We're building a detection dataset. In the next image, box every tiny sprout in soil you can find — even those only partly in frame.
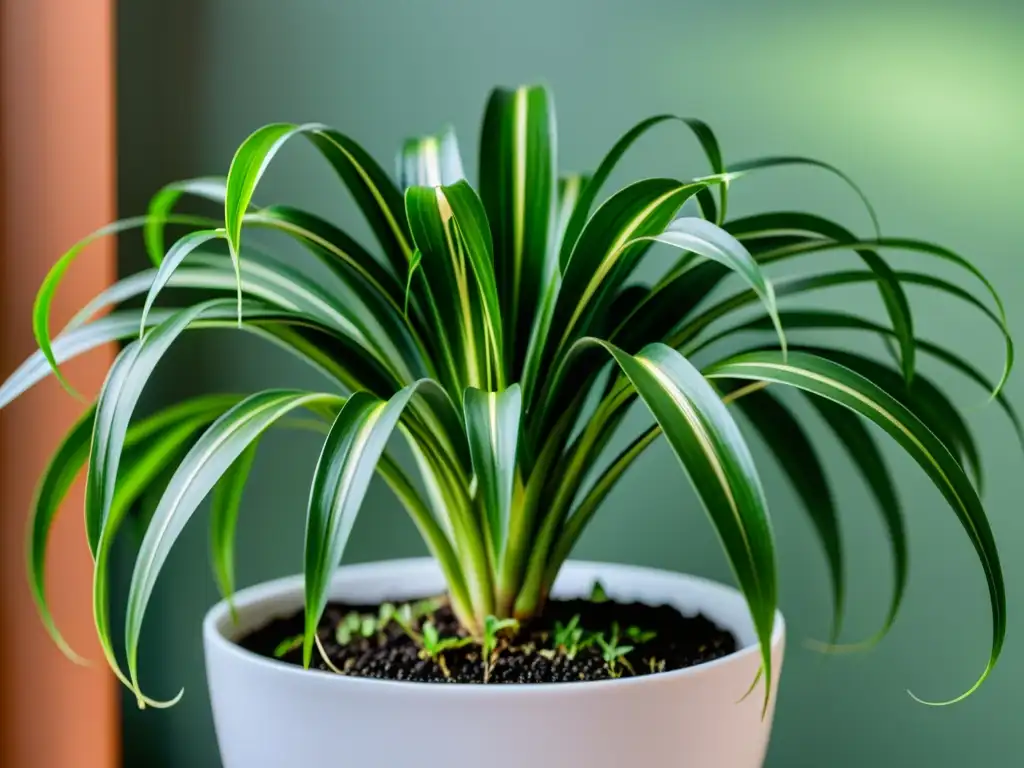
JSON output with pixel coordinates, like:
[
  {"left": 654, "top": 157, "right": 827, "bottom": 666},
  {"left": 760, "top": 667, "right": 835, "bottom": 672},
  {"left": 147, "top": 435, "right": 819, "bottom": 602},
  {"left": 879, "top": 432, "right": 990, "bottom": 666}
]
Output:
[
  {"left": 272, "top": 634, "right": 303, "bottom": 659},
  {"left": 482, "top": 616, "right": 519, "bottom": 683},
  {"left": 420, "top": 621, "right": 474, "bottom": 678},
  {"left": 595, "top": 623, "right": 634, "bottom": 678}
]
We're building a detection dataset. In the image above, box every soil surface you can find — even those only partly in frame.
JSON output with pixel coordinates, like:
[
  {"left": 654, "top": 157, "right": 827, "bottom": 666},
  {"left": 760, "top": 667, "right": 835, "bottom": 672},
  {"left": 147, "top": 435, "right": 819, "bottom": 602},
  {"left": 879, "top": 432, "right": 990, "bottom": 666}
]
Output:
[{"left": 240, "top": 590, "right": 737, "bottom": 684}]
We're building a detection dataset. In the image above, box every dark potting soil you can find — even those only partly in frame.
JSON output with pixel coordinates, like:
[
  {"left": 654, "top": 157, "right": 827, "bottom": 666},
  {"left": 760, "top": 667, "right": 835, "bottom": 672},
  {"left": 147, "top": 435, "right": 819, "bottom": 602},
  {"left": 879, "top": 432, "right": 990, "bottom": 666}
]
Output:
[{"left": 239, "top": 593, "right": 737, "bottom": 685}]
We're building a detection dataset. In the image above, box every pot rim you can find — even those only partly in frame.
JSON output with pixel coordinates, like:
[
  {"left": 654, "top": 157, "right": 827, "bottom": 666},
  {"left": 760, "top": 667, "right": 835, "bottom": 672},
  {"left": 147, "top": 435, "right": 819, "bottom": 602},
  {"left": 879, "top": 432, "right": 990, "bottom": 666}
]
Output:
[{"left": 203, "top": 557, "right": 785, "bottom": 696}]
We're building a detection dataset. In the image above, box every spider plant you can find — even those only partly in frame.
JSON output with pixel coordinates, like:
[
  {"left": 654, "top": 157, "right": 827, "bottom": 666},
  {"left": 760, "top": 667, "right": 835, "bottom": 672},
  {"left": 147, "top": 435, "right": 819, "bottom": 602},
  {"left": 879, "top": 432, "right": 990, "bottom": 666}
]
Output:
[{"left": 2, "top": 84, "right": 1013, "bottom": 714}]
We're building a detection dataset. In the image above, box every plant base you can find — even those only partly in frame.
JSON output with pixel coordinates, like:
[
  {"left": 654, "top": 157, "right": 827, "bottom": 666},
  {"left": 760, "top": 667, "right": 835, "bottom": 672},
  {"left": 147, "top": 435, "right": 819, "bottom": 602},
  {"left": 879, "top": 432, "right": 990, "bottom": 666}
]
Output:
[{"left": 204, "top": 558, "right": 785, "bottom": 768}]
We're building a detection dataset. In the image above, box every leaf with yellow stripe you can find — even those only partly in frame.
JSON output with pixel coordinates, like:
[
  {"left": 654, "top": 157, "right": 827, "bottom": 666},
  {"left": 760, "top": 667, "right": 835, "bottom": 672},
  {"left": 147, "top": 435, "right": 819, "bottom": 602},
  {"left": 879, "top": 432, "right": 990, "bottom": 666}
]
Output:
[
  {"left": 398, "top": 126, "right": 465, "bottom": 189},
  {"left": 302, "top": 380, "right": 477, "bottom": 666},
  {"left": 463, "top": 385, "right": 522, "bottom": 579},
  {"left": 405, "top": 182, "right": 505, "bottom": 392},
  {"left": 705, "top": 349, "right": 1005, "bottom": 705},
  {"left": 589, "top": 340, "right": 778, "bottom": 711},
  {"left": 479, "top": 85, "right": 556, "bottom": 378}
]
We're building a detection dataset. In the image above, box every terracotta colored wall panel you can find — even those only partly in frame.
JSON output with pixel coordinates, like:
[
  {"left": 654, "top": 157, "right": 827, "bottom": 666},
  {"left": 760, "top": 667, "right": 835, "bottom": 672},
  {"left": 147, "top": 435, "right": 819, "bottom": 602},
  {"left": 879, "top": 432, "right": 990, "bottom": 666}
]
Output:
[{"left": 0, "top": 1, "right": 118, "bottom": 766}]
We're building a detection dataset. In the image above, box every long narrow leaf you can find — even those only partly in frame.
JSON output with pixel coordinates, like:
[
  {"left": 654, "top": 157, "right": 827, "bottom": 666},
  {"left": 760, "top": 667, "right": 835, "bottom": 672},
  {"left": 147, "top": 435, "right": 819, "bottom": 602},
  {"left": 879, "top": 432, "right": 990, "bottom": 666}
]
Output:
[
  {"left": 302, "top": 380, "right": 471, "bottom": 665},
  {"left": 733, "top": 388, "right": 844, "bottom": 643},
  {"left": 724, "top": 156, "right": 880, "bottom": 236},
  {"left": 807, "top": 396, "right": 907, "bottom": 645},
  {"left": 478, "top": 85, "right": 556, "bottom": 377},
  {"left": 583, "top": 340, "right": 777, "bottom": 709},
  {"left": 705, "top": 350, "right": 1005, "bottom": 704},
  {"left": 464, "top": 386, "right": 522, "bottom": 576},
  {"left": 405, "top": 182, "right": 504, "bottom": 391},
  {"left": 749, "top": 234, "right": 1012, "bottom": 395},
  {"left": 210, "top": 440, "right": 260, "bottom": 623},
  {"left": 32, "top": 214, "right": 219, "bottom": 395},
  {"left": 144, "top": 177, "right": 230, "bottom": 265},
  {"left": 559, "top": 115, "right": 723, "bottom": 267},
  {"left": 123, "top": 390, "right": 344, "bottom": 703},
  {"left": 224, "top": 123, "right": 413, "bottom": 281},
  {"left": 139, "top": 229, "right": 226, "bottom": 335}
]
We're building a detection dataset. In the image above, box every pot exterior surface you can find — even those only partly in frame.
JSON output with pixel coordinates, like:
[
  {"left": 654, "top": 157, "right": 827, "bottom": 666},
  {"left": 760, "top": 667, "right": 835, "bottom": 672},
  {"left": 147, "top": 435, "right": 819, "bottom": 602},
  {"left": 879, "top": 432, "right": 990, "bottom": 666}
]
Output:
[{"left": 204, "top": 558, "right": 785, "bottom": 768}]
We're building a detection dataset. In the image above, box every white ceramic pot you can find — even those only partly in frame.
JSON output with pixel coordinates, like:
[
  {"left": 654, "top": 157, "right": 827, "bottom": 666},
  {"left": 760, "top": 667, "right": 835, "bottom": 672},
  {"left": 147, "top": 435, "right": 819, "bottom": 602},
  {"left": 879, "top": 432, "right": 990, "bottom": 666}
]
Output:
[{"left": 204, "top": 558, "right": 785, "bottom": 768}]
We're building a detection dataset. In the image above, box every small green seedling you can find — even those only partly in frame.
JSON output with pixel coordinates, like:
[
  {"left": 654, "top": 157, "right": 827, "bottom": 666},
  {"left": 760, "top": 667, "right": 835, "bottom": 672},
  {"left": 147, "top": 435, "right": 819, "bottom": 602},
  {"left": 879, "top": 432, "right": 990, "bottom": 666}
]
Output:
[
  {"left": 646, "top": 657, "right": 667, "bottom": 674},
  {"left": 625, "top": 625, "right": 657, "bottom": 644},
  {"left": 393, "top": 602, "right": 422, "bottom": 643},
  {"left": 589, "top": 580, "right": 609, "bottom": 603},
  {"left": 273, "top": 634, "right": 303, "bottom": 658},
  {"left": 595, "top": 622, "right": 634, "bottom": 678},
  {"left": 360, "top": 615, "right": 376, "bottom": 638},
  {"left": 412, "top": 596, "right": 444, "bottom": 617},
  {"left": 376, "top": 602, "right": 396, "bottom": 632},
  {"left": 552, "top": 614, "right": 593, "bottom": 660},
  {"left": 420, "top": 620, "right": 473, "bottom": 678},
  {"left": 335, "top": 611, "right": 364, "bottom": 646},
  {"left": 482, "top": 615, "right": 519, "bottom": 682}
]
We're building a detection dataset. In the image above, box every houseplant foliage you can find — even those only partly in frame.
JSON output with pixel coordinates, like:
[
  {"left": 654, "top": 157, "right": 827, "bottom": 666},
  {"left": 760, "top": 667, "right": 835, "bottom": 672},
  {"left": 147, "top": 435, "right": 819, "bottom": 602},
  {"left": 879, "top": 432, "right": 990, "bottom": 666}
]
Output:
[{"left": 2, "top": 83, "right": 1014, "bottom": 712}]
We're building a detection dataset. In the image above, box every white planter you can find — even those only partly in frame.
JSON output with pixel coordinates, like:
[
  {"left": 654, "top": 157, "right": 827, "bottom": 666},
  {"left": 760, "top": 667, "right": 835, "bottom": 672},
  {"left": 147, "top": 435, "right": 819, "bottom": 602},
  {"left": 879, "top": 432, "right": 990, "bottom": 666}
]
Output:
[{"left": 204, "top": 558, "right": 785, "bottom": 768}]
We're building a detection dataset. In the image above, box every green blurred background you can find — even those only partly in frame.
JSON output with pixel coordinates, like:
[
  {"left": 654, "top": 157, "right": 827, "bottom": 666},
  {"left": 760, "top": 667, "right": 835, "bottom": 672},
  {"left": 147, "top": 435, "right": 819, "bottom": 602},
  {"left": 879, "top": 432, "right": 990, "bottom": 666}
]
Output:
[{"left": 115, "top": 0, "right": 1023, "bottom": 765}]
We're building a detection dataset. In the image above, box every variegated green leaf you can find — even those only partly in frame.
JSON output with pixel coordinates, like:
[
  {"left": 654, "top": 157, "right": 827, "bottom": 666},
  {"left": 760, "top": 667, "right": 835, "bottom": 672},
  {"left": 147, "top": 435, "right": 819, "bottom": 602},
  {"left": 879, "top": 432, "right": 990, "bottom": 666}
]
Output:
[
  {"left": 705, "top": 349, "right": 1004, "bottom": 704},
  {"left": 806, "top": 396, "right": 907, "bottom": 646},
  {"left": 405, "top": 182, "right": 504, "bottom": 392},
  {"left": 479, "top": 85, "right": 556, "bottom": 377},
  {"left": 732, "top": 387, "right": 844, "bottom": 643},
  {"left": 210, "top": 440, "right": 260, "bottom": 623},
  {"left": 31, "top": 214, "right": 219, "bottom": 396},
  {"left": 463, "top": 386, "right": 522, "bottom": 578},
  {"left": 558, "top": 114, "right": 724, "bottom": 267},
  {"left": 398, "top": 125, "right": 465, "bottom": 189},
  {"left": 224, "top": 123, "right": 413, "bottom": 280},
  {"left": 302, "top": 380, "right": 486, "bottom": 665},
  {"left": 121, "top": 390, "right": 343, "bottom": 704}
]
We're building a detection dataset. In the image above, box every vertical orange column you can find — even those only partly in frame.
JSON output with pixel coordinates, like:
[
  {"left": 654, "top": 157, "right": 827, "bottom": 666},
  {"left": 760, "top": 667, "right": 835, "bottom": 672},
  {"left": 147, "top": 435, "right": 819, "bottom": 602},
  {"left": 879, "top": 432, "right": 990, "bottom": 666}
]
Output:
[{"left": 0, "top": 1, "right": 119, "bottom": 767}]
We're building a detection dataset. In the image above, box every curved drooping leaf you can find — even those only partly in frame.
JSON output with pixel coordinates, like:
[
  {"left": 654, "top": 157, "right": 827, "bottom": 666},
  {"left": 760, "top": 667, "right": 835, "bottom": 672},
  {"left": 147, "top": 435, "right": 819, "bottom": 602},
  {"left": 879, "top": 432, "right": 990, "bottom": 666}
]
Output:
[
  {"left": 119, "top": 390, "right": 343, "bottom": 704},
  {"left": 676, "top": 268, "right": 1004, "bottom": 364},
  {"left": 478, "top": 85, "right": 556, "bottom": 377},
  {"left": 302, "top": 380, "right": 486, "bottom": 665},
  {"left": 806, "top": 396, "right": 907, "bottom": 646},
  {"left": 244, "top": 204, "right": 408, "bottom": 312},
  {"left": 532, "top": 180, "right": 707, "bottom": 424},
  {"left": 725, "top": 212, "right": 914, "bottom": 382},
  {"left": 793, "top": 346, "right": 983, "bottom": 492},
  {"left": 140, "top": 229, "right": 226, "bottom": 334},
  {"left": 463, "top": 385, "right": 522, "bottom": 575},
  {"left": 524, "top": 340, "right": 778, "bottom": 710},
  {"left": 31, "top": 214, "right": 219, "bottom": 395},
  {"left": 27, "top": 394, "right": 243, "bottom": 662},
  {"left": 537, "top": 209, "right": 784, "bottom": 438},
  {"left": 87, "top": 302, "right": 236, "bottom": 557},
  {"left": 724, "top": 156, "right": 881, "bottom": 236},
  {"left": 732, "top": 387, "right": 845, "bottom": 643},
  {"left": 749, "top": 233, "right": 1012, "bottom": 395},
  {"left": 705, "top": 306, "right": 1024, "bottom": 455},
  {"left": 210, "top": 440, "right": 261, "bottom": 623},
  {"left": 27, "top": 407, "right": 96, "bottom": 663},
  {"left": 705, "top": 349, "right": 1004, "bottom": 704},
  {"left": 558, "top": 114, "right": 724, "bottom": 266},
  {"left": 224, "top": 123, "right": 413, "bottom": 280},
  {"left": 144, "top": 177, "right": 230, "bottom": 265},
  {"left": 398, "top": 125, "right": 465, "bottom": 189},
  {"left": 634, "top": 217, "right": 786, "bottom": 355}
]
